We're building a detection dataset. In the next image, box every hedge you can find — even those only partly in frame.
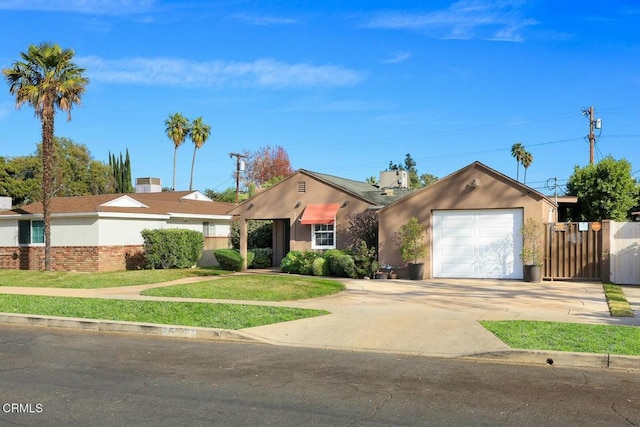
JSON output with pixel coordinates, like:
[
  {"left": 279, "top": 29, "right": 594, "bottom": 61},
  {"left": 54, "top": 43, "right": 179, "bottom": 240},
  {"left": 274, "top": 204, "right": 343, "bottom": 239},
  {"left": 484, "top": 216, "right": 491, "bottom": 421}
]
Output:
[
  {"left": 142, "top": 228, "right": 204, "bottom": 269},
  {"left": 214, "top": 249, "right": 254, "bottom": 272}
]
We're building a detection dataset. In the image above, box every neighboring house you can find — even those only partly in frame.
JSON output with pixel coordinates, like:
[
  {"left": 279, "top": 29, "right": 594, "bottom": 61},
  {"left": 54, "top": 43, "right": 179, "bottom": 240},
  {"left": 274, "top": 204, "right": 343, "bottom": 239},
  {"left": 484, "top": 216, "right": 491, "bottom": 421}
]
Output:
[
  {"left": 378, "top": 161, "right": 557, "bottom": 280},
  {"left": 227, "top": 169, "right": 413, "bottom": 267},
  {"left": 0, "top": 190, "right": 233, "bottom": 272}
]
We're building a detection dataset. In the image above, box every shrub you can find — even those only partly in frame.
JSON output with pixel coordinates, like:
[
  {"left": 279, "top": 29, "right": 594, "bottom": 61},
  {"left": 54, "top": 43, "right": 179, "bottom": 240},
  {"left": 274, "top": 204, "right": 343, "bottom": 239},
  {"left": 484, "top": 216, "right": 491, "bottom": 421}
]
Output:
[
  {"left": 214, "top": 249, "right": 253, "bottom": 272},
  {"left": 249, "top": 248, "right": 273, "bottom": 268},
  {"left": 323, "top": 249, "right": 357, "bottom": 278},
  {"left": 230, "top": 219, "right": 273, "bottom": 249},
  {"left": 352, "top": 241, "right": 378, "bottom": 279},
  {"left": 280, "top": 250, "right": 320, "bottom": 275},
  {"left": 142, "top": 229, "right": 204, "bottom": 269},
  {"left": 312, "top": 257, "right": 330, "bottom": 276}
]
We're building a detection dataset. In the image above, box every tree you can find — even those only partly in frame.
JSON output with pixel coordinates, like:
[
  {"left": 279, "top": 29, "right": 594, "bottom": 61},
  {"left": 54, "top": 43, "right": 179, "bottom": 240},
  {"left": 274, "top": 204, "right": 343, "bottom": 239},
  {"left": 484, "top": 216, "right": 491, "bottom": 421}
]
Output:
[
  {"left": 3, "top": 42, "right": 88, "bottom": 270},
  {"left": 510, "top": 143, "right": 525, "bottom": 181},
  {"left": 346, "top": 210, "right": 378, "bottom": 253},
  {"left": 204, "top": 187, "right": 237, "bottom": 203},
  {"left": 0, "top": 155, "right": 40, "bottom": 206},
  {"left": 365, "top": 176, "right": 379, "bottom": 186},
  {"left": 165, "top": 112, "right": 191, "bottom": 191},
  {"left": 109, "top": 149, "right": 133, "bottom": 193},
  {"left": 388, "top": 153, "right": 437, "bottom": 189},
  {"left": 244, "top": 145, "right": 294, "bottom": 188},
  {"left": 566, "top": 156, "right": 639, "bottom": 221},
  {"left": 188, "top": 117, "right": 211, "bottom": 191},
  {"left": 521, "top": 151, "right": 533, "bottom": 184}
]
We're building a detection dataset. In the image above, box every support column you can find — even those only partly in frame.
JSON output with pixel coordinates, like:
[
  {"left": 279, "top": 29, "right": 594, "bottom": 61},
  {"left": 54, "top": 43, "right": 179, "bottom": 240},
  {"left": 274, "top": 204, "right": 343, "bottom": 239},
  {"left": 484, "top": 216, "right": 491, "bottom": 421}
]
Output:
[{"left": 239, "top": 218, "right": 248, "bottom": 271}]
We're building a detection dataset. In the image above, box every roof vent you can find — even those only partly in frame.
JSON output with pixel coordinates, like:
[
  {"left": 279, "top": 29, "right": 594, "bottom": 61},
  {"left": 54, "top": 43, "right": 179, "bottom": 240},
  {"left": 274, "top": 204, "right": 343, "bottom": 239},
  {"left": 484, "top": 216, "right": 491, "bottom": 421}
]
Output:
[
  {"left": 384, "top": 188, "right": 394, "bottom": 196},
  {"left": 135, "top": 177, "right": 162, "bottom": 193}
]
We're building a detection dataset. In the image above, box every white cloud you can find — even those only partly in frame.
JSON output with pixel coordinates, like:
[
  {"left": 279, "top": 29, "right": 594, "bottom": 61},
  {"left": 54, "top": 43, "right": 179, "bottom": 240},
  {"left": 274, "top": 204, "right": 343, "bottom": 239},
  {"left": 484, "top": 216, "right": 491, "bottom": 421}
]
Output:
[
  {"left": 364, "top": 0, "right": 538, "bottom": 42},
  {"left": 233, "top": 13, "right": 300, "bottom": 26},
  {"left": 382, "top": 51, "right": 411, "bottom": 64},
  {"left": 0, "top": 0, "right": 155, "bottom": 15},
  {"left": 77, "top": 56, "right": 365, "bottom": 89}
]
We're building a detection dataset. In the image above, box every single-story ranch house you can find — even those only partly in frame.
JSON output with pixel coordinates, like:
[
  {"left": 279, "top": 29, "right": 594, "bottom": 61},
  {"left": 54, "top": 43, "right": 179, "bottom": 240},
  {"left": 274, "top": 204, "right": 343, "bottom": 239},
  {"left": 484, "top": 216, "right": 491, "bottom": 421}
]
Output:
[
  {"left": 231, "top": 161, "right": 558, "bottom": 280},
  {"left": 0, "top": 189, "right": 233, "bottom": 271}
]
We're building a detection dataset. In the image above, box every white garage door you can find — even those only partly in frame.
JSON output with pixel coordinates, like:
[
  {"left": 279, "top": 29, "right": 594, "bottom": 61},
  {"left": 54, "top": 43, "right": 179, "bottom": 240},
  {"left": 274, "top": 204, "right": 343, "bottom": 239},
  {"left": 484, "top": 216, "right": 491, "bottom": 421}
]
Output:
[{"left": 433, "top": 209, "right": 523, "bottom": 279}]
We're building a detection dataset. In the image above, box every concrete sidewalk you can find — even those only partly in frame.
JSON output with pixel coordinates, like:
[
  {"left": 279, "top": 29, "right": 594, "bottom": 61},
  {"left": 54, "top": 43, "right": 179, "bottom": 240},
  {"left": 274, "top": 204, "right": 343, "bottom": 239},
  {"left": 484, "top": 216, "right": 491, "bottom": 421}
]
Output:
[{"left": 1, "top": 276, "right": 639, "bottom": 369}]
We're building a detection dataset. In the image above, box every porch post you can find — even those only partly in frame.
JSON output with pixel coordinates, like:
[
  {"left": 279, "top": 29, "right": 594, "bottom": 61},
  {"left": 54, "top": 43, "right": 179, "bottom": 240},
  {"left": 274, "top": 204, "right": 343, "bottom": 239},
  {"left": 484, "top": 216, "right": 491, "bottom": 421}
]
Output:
[{"left": 239, "top": 218, "right": 248, "bottom": 271}]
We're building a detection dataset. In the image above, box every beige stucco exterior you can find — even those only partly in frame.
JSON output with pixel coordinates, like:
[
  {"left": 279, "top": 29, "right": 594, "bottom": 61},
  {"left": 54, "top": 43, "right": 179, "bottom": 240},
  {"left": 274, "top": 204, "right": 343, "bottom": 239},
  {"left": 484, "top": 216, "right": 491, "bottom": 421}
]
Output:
[
  {"left": 378, "top": 162, "right": 557, "bottom": 279},
  {"left": 228, "top": 170, "right": 383, "bottom": 267}
]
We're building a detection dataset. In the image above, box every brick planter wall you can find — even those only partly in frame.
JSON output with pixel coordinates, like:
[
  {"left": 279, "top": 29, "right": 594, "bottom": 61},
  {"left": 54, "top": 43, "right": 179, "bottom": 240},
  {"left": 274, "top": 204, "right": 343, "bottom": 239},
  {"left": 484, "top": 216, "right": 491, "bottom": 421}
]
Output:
[{"left": 0, "top": 245, "right": 144, "bottom": 272}]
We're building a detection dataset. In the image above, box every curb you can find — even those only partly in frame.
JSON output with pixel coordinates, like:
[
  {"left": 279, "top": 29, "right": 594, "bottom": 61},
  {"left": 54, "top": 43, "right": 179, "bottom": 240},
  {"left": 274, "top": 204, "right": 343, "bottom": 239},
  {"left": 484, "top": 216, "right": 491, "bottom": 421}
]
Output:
[
  {"left": 0, "top": 313, "right": 262, "bottom": 344},
  {"left": 465, "top": 349, "right": 640, "bottom": 370}
]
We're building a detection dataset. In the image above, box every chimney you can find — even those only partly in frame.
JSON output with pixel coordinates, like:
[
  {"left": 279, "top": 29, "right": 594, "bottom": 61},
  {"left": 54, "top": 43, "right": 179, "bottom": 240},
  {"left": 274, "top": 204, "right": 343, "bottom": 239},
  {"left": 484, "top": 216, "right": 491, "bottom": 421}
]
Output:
[
  {"left": 0, "top": 197, "right": 11, "bottom": 211},
  {"left": 379, "top": 170, "right": 408, "bottom": 189}
]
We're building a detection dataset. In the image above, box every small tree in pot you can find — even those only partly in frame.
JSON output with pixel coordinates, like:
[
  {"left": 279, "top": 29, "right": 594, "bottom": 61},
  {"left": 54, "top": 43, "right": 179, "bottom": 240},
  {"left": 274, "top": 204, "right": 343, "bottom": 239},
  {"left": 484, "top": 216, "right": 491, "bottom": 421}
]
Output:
[
  {"left": 397, "top": 217, "right": 428, "bottom": 280},
  {"left": 520, "top": 217, "right": 544, "bottom": 282}
]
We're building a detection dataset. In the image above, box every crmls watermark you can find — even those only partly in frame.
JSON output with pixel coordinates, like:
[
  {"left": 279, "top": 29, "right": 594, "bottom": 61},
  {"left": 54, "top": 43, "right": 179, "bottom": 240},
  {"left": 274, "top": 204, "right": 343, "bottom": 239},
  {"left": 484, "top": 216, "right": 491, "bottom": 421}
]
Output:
[{"left": 2, "top": 403, "right": 43, "bottom": 414}]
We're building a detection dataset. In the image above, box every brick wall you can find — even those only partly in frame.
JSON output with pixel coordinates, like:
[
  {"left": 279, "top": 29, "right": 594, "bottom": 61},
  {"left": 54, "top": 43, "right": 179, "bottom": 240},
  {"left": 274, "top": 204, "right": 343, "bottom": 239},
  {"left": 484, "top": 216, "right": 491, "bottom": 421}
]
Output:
[{"left": 0, "top": 245, "right": 144, "bottom": 272}]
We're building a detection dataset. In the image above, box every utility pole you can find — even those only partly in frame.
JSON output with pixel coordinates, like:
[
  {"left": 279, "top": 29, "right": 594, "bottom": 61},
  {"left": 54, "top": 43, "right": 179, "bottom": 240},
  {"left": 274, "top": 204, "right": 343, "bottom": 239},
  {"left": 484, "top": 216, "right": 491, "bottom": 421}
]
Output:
[
  {"left": 581, "top": 106, "right": 601, "bottom": 164},
  {"left": 229, "top": 152, "right": 247, "bottom": 204}
]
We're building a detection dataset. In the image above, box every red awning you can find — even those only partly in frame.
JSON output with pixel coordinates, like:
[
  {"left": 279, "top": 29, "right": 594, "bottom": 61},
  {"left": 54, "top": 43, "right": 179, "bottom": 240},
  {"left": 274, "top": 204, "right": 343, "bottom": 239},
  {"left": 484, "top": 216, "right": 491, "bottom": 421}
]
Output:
[{"left": 300, "top": 203, "right": 340, "bottom": 225}]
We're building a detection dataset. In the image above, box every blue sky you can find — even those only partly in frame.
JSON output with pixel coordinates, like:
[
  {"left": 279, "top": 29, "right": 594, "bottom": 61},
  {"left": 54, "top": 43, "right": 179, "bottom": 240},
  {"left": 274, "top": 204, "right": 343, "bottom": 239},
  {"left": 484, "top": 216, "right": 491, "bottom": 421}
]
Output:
[{"left": 1, "top": 1, "right": 639, "bottom": 194}]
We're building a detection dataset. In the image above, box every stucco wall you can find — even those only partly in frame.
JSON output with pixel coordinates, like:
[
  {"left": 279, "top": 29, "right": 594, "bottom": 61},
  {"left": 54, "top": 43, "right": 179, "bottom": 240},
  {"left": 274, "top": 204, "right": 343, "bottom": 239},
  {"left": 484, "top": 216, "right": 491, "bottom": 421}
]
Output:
[
  {"left": 234, "top": 172, "right": 375, "bottom": 253},
  {"left": 378, "top": 163, "right": 556, "bottom": 278}
]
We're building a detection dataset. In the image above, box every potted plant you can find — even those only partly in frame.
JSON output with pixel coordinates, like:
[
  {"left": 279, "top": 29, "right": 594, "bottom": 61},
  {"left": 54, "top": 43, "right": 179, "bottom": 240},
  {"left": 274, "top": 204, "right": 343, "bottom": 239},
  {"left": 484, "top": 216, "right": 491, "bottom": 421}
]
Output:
[
  {"left": 397, "top": 217, "right": 428, "bottom": 280},
  {"left": 520, "top": 217, "right": 544, "bottom": 282}
]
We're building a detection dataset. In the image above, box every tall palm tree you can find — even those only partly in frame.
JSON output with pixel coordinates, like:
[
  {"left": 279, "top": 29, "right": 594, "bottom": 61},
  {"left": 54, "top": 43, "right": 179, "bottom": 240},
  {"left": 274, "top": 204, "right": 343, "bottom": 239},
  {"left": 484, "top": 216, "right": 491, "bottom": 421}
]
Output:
[
  {"left": 521, "top": 151, "right": 533, "bottom": 184},
  {"left": 510, "top": 142, "right": 525, "bottom": 181},
  {"left": 188, "top": 117, "right": 211, "bottom": 191},
  {"left": 165, "top": 113, "right": 191, "bottom": 191},
  {"left": 3, "top": 43, "right": 88, "bottom": 271}
]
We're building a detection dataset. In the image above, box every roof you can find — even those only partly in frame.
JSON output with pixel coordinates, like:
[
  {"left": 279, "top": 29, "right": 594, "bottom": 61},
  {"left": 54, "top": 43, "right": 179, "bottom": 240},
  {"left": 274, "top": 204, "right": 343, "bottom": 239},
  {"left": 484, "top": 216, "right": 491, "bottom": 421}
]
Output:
[
  {"left": 301, "top": 170, "right": 415, "bottom": 206},
  {"left": 378, "top": 161, "right": 557, "bottom": 213},
  {"left": 0, "top": 191, "right": 234, "bottom": 218}
]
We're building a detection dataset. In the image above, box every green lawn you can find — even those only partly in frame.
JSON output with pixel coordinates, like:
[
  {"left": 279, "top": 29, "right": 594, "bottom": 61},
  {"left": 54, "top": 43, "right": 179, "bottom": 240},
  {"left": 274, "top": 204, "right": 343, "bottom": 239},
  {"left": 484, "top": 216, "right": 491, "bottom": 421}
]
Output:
[
  {"left": 0, "top": 294, "right": 327, "bottom": 329},
  {"left": 141, "top": 275, "right": 345, "bottom": 301},
  {"left": 0, "top": 267, "right": 230, "bottom": 289},
  {"left": 481, "top": 320, "right": 640, "bottom": 356}
]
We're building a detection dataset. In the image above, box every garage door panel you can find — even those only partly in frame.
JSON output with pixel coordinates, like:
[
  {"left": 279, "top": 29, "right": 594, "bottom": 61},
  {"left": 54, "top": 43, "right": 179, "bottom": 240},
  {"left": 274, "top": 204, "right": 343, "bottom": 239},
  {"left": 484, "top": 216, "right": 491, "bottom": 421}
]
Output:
[{"left": 433, "top": 209, "right": 523, "bottom": 279}]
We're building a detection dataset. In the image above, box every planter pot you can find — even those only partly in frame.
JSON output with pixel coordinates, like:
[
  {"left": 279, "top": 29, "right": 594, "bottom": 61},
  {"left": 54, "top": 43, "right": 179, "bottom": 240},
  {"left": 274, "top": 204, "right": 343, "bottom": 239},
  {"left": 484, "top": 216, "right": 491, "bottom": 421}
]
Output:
[
  {"left": 408, "top": 263, "right": 425, "bottom": 280},
  {"left": 374, "top": 272, "right": 388, "bottom": 280},
  {"left": 523, "top": 265, "right": 542, "bottom": 283},
  {"left": 388, "top": 273, "right": 398, "bottom": 280}
]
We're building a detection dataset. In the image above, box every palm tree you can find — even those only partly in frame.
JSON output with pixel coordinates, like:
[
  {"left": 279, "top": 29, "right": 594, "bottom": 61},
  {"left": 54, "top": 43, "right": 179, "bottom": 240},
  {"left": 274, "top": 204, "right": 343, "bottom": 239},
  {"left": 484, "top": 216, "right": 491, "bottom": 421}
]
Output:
[
  {"left": 522, "top": 151, "right": 533, "bottom": 184},
  {"left": 165, "top": 113, "right": 191, "bottom": 191},
  {"left": 510, "top": 142, "right": 525, "bottom": 181},
  {"left": 188, "top": 117, "right": 211, "bottom": 191},
  {"left": 3, "top": 43, "right": 88, "bottom": 271}
]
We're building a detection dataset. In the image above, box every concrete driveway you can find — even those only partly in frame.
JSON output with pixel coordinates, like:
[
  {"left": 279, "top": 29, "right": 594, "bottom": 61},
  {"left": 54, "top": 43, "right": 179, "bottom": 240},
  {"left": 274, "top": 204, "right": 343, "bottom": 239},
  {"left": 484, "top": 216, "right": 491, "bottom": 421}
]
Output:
[
  {"left": 242, "top": 278, "right": 640, "bottom": 357},
  {"left": 1, "top": 275, "right": 638, "bottom": 359}
]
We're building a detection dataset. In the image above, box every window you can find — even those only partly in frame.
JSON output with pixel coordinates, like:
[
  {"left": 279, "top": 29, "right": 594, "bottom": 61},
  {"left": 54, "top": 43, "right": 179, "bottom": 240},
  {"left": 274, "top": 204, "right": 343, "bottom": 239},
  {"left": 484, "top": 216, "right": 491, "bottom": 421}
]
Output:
[
  {"left": 18, "top": 220, "right": 44, "bottom": 244},
  {"left": 311, "top": 223, "right": 335, "bottom": 249},
  {"left": 203, "top": 221, "right": 211, "bottom": 237}
]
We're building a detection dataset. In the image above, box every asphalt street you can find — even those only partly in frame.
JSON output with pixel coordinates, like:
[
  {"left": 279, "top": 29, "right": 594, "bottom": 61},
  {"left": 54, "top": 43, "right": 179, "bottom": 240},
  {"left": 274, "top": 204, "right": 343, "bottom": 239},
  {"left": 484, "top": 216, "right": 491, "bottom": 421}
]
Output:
[{"left": 1, "top": 326, "right": 639, "bottom": 426}]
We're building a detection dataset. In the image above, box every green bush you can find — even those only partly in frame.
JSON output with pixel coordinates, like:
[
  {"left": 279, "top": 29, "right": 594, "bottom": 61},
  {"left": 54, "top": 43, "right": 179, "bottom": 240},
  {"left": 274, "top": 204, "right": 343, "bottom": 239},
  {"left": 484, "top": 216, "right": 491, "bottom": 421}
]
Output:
[
  {"left": 230, "top": 219, "right": 273, "bottom": 249},
  {"left": 352, "top": 241, "right": 378, "bottom": 279},
  {"left": 322, "top": 249, "right": 356, "bottom": 278},
  {"left": 214, "top": 249, "right": 253, "bottom": 272},
  {"left": 249, "top": 248, "right": 273, "bottom": 268},
  {"left": 280, "top": 250, "right": 320, "bottom": 275},
  {"left": 312, "top": 257, "right": 330, "bottom": 276},
  {"left": 142, "top": 229, "right": 204, "bottom": 269}
]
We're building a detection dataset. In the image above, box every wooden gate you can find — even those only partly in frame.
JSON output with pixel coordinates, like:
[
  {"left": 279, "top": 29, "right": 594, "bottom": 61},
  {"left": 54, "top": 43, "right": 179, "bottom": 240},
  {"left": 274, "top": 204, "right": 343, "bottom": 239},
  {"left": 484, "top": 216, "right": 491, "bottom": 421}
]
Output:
[{"left": 544, "top": 222, "right": 602, "bottom": 280}]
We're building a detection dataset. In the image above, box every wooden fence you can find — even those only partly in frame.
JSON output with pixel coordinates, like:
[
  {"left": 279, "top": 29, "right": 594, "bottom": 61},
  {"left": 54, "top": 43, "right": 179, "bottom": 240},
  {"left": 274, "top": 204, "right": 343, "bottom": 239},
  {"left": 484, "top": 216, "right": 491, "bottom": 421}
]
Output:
[
  {"left": 544, "top": 222, "right": 602, "bottom": 281},
  {"left": 543, "top": 221, "right": 640, "bottom": 285}
]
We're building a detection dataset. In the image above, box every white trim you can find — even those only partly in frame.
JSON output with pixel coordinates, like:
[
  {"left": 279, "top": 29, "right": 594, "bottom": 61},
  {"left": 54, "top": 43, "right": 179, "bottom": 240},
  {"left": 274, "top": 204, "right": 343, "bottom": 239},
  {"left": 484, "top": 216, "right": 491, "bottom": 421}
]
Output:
[
  {"left": 100, "top": 195, "right": 149, "bottom": 208},
  {"left": 167, "top": 213, "right": 232, "bottom": 220},
  {"left": 311, "top": 223, "right": 336, "bottom": 250},
  {"left": 179, "top": 191, "right": 213, "bottom": 201}
]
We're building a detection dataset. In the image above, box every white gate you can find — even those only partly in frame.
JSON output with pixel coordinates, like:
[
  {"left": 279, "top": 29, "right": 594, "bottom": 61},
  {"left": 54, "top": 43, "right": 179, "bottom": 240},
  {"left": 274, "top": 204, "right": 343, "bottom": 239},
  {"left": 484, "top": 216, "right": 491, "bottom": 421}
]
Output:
[{"left": 609, "top": 221, "right": 640, "bottom": 285}]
